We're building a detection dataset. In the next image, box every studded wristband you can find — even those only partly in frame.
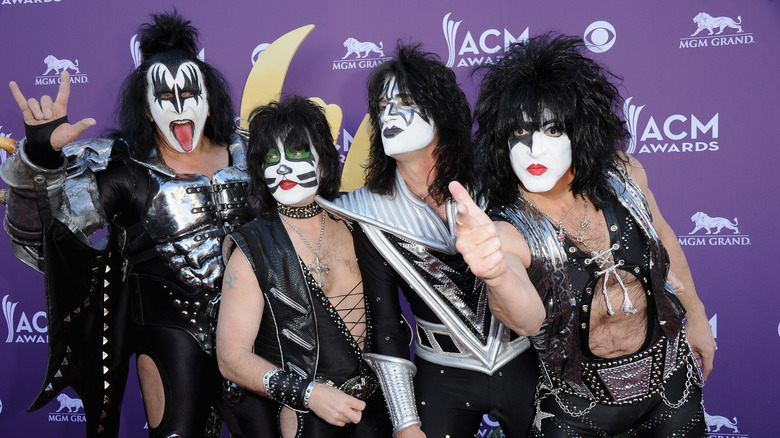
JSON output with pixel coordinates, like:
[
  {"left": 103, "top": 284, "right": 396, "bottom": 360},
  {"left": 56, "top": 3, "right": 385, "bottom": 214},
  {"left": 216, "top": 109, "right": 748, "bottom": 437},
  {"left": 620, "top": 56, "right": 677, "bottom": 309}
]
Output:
[{"left": 262, "top": 368, "right": 312, "bottom": 410}]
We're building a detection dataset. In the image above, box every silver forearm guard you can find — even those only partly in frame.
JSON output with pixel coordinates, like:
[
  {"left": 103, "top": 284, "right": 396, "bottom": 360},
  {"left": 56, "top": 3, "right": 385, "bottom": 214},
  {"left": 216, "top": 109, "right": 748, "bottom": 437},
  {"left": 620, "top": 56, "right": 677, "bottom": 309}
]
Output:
[
  {"left": 0, "top": 138, "right": 111, "bottom": 271},
  {"left": 0, "top": 139, "right": 66, "bottom": 270},
  {"left": 363, "top": 353, "right": 421, "bottom": 436}
]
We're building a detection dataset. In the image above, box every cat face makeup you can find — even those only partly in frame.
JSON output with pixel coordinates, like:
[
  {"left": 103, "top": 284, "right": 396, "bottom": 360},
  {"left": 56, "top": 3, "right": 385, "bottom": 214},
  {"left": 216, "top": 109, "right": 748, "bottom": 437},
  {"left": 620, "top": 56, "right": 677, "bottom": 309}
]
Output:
[{"left": 263, "top": 138, "right": 320, "bottom": 206}]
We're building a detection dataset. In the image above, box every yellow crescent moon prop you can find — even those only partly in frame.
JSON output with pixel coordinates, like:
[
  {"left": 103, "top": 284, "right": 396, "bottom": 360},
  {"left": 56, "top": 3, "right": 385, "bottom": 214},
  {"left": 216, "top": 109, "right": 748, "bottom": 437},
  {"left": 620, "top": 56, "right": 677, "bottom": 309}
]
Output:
[
  {"left": 240, "top": 24, "right": 315, "bottom": 127},
  {"left": 340, "top": 114, "right": 372, "bottom": 192},
  {"left": 239, "top": 24, "right": 363, "bottom": 191}
]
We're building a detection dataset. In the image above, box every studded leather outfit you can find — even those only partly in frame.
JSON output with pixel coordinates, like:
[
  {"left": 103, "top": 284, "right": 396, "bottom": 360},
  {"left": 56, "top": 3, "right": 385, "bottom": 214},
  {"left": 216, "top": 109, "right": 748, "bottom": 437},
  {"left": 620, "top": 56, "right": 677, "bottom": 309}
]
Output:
[
  {"left": 220, "top": 215, "right": 391, "bottom": 437},
  {"left": 493, "top": 167, "right": 706, "bottom": 436},
  {"left": 1, "top": 132, "right": 253, "bottom": 437}
]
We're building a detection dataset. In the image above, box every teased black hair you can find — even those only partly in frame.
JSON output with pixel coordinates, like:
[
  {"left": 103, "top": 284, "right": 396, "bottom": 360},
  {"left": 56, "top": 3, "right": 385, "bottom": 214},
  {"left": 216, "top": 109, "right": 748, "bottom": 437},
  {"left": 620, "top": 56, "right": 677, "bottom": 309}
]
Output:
[
  {"left": 472, "top": 32, "right": 629, "bottom": 210},
  {"left": 246, "top": 96, "right": 340, "bottom": 215},
  {"left": 364, "top": 41, "right": 473, "bottom": 203},
  {"left": 110, "top": 9, "right": 235, "bottom": 157}
]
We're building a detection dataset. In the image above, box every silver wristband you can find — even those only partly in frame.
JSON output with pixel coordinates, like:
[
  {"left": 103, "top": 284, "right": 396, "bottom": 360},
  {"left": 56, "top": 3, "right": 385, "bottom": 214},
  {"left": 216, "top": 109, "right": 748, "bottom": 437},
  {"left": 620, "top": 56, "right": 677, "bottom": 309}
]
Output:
[
  {"left": 303, "top": 381, "right": 317, "bottom": 408},
  {"left": 363, "top": 353, "right": 421, "bottom": 436}
]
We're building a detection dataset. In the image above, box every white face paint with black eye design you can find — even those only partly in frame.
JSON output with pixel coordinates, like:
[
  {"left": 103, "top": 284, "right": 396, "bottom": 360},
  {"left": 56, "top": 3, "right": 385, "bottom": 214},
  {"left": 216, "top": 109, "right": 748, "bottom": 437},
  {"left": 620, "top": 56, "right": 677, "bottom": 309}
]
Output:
[
  {"left": 508, "top": 112, "right": 572, "bottom": 193},
  {"left": 263, "top": 138, "right": 321, "bottom": 206},
  {"left": 147, "top": 61, "right": 209, "bottom": 154},
  {"left": 378, "top": 75, "right": 436, "bottom": 157}
]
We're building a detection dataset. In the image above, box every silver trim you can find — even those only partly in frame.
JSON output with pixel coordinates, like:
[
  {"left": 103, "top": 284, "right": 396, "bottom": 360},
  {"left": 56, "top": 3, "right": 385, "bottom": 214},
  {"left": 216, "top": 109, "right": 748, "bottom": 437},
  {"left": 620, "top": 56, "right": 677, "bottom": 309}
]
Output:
[
  {"left": 363, "top": 353, "right": 421, "bottom": 436},
  {"left": 318, "top": 171, "right": 457, "bottom": 254},
  {"left": 413, "top": 317, "right": 530, "bottom": 373}
]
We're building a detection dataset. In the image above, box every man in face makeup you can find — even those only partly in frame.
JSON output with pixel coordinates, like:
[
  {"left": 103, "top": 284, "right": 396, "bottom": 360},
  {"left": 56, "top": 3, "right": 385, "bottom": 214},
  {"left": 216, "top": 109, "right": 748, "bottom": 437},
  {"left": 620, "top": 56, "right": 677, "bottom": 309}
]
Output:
[
  {"left": 216, "top": 96, "right": 391, "bottom": 438},
  {"left": 2, "top": 11, "right": 252, "bottom": 437},
  {"left": 452, "top": 32, "right": 716, "bottom": 437},
  {"left": 318, "top": 43, "right": 540, "bottom": 438}
]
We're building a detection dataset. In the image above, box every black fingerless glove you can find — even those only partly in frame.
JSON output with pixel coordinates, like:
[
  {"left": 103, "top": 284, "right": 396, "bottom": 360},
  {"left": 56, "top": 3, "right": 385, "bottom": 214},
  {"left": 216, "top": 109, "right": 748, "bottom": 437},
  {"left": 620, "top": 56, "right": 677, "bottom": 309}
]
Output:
[{"left": 24, "top": 116, "right": 68, "bottom": 169}]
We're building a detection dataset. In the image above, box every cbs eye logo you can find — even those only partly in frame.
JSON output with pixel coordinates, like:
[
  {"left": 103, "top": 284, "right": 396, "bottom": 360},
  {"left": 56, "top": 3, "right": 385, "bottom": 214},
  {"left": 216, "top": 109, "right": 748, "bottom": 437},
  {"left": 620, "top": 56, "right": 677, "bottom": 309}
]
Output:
[{"left": 584, "top": 21, "right": 617, "bottom": 53}]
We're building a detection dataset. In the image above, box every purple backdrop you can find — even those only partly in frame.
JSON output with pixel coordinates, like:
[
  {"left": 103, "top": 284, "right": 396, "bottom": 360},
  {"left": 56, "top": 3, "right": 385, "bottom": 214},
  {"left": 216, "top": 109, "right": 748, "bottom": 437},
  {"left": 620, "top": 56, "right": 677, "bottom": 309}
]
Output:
[{"left": 0, "top": 1, "right": 778, "bottom": 437}]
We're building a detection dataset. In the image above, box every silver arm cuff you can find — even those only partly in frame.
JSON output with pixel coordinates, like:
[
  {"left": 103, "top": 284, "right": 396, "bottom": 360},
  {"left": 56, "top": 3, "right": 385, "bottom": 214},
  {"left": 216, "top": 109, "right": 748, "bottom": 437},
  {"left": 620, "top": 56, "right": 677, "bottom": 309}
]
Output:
[
  {"left": 363, "top": 353, "right": 421, "bottom": 436},
  {"left": 0, "top": 138, "right": 66, "bottom": 270}
]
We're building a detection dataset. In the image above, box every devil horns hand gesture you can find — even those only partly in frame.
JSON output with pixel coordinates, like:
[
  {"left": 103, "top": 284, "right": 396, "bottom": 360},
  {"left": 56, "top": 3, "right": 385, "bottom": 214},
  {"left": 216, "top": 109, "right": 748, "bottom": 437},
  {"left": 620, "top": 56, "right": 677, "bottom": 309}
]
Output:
[{"left": 9, "top": 71, "right": 96, "bottom": 151}]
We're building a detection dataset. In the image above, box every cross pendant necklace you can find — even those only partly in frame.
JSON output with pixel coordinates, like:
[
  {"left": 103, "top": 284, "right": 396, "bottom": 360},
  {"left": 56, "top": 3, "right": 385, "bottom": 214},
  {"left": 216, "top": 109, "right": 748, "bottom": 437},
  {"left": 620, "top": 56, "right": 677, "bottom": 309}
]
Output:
[
  {"left": 280, "top": 212, "right": 330, "bottom": 288},
  {"left": 306, "top": 251, "right": 330, "bottom": 288}
]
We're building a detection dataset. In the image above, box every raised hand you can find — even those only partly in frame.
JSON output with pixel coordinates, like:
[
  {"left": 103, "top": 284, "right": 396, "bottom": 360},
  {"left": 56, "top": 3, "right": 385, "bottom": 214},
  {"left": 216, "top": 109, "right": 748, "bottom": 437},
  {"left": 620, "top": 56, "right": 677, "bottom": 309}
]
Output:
[
  {"left": 9, "top": 71, "right": 96, "bottom": 151},
  {"left": 449, "top": 180, "right": 506, "bottom": 282}
]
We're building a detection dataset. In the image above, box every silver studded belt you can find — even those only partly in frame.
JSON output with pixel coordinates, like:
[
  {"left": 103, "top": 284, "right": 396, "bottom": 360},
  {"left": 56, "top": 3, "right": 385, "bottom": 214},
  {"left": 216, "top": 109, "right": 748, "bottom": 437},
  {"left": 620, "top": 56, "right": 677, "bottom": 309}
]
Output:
[{"left": 573, "top": 331, "right": 686, "bottom": 405}]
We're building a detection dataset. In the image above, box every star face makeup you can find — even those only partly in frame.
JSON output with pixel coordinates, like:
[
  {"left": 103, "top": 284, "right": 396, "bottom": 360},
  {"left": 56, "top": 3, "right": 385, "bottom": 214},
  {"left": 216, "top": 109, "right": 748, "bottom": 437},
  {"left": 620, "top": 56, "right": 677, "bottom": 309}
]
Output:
[
  {"left": 378, "top": 75, "right": 435, "bottom": 157},
  {"left": 508, "top": 114, "right": 572, "bottom": 194}
]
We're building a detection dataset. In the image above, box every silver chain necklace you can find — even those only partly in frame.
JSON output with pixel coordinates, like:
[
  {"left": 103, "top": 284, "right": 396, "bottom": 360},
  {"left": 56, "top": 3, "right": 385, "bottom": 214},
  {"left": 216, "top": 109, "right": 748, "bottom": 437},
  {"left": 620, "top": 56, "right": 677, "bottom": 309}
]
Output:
[
  {"left": 522, "top": 192, "right": 636, "bottom": 315},
  {"left": 280, "top": 212, "right": 330, "bottom": 288}
]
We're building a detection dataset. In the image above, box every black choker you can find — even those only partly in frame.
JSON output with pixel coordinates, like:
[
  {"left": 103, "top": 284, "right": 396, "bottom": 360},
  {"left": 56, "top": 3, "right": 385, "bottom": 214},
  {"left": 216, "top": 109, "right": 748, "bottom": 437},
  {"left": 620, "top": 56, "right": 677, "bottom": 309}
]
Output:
[{"left": 276, "top": 201, "right": 323, "bottom": 219}]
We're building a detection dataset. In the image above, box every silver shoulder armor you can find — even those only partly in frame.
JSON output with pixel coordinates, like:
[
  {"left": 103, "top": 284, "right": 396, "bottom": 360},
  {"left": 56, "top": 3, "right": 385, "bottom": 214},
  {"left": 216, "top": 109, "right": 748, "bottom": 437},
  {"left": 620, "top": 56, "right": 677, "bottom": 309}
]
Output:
[
  {"left": 0, "top": 138, "right": 111, "bottom": 270},
  {"left": 61, "top": 139, "right": 112, "bottom": 238},
  {"left": 363, "top": 353, "right": 421, "bottom": 436},
  {"left": 317, "top": 175, "right": 458, "bottom": 254}
]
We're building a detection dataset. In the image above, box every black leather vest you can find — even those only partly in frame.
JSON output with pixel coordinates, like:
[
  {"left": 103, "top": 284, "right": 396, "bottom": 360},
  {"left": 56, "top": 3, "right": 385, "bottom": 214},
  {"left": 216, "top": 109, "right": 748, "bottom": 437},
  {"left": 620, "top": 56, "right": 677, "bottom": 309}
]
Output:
[{"left": 227, "top": 215, "right": 319, "bottom": 379}]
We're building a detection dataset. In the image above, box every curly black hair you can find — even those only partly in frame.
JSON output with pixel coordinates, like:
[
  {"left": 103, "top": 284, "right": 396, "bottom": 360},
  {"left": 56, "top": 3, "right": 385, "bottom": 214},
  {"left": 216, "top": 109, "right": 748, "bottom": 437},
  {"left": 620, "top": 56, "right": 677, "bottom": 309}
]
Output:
[
  {"left": 472, "top": 32, "right": 629, "bottom": 210},
  {"left": 246, "top": 96, "right": 340, "bottom": 215},
  {"left": 110, "top": 10, "right": 235, "bottom": 158},
  {"left": 364, "top": 42, "right": 473, "bottom": 203}
]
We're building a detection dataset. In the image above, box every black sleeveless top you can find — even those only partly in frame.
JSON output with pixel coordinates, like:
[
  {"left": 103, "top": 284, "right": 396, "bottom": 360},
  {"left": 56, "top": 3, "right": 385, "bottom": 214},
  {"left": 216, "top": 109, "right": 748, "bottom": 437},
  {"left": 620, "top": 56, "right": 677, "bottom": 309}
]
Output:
[{"left": 558, "top": 197, "right": 660, "bottom": 361}]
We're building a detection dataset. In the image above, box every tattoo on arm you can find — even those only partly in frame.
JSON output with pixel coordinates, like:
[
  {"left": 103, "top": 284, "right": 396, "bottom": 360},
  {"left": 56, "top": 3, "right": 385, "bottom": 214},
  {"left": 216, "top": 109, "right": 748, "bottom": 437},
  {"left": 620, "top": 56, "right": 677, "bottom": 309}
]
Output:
[{"left": 225, "top": 273, "right": 238, "bottom": 290}]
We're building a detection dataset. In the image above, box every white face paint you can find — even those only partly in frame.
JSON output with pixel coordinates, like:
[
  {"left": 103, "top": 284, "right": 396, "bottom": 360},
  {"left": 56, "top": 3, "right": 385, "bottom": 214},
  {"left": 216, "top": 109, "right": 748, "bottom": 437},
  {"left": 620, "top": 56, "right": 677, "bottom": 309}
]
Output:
[
  {"left": 263, "top": 138, "right": 321, "bottom": 206},
  {"left": 146, "top": 61, "right": 209, "bottom": 154},
  {"left": 508, "top": 113, "right": 572, "bottom": 193},
  {"left": 378, "top": 76, "right": 436, "bottom": 157}
]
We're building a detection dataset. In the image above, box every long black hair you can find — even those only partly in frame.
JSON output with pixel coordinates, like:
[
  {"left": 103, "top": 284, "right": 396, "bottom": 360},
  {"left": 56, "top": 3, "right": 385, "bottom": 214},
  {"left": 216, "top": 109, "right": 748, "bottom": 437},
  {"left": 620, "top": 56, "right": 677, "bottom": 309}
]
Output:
[
  {"left": 246, "top": 96, "right": 341, "bottom": 215},
  {"left": 364, "top": 42, "right": 473, "bottom": 203},
  {"left": 473, "top": 32, "right": 629, "bottom": 210},
  {"left": 111, "top": 10, "right": 235, "bottom": 157}
]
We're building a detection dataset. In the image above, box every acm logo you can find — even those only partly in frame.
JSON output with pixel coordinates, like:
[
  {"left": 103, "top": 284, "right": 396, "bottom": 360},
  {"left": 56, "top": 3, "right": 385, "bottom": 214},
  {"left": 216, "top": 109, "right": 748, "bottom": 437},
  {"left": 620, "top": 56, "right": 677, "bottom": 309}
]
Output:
[
  {"left": 442, "top": 12, "right": 529, "bottom": 68},
  {"left": 623, "top": 97, "right": 719, "bottom": 155},
  {"left": 3, "top": 295, "right": 48, "bottom": 344}
]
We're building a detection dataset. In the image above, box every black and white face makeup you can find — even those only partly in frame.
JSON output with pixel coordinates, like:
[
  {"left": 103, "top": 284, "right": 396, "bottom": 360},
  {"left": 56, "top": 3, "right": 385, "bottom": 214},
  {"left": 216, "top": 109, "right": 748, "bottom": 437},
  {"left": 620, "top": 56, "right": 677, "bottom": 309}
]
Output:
[
  {"left": 378, "top": 75, "right": 436, "bottom": 157},
  {"left": 146, "top": 61, "right": 209, "bottom": 154},
  {"left": 508, "top": 110, "right": 572, "bottom": 193},
  {"left": 263, "top": 138, "right": 320, "bottom": 206}
]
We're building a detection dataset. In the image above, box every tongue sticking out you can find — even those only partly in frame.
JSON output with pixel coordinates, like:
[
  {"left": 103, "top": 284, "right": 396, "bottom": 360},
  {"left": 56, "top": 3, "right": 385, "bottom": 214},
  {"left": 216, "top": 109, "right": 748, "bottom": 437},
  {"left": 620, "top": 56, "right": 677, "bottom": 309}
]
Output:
[{"left": 172, "top": 122, "right": 194, "bottom": 152}]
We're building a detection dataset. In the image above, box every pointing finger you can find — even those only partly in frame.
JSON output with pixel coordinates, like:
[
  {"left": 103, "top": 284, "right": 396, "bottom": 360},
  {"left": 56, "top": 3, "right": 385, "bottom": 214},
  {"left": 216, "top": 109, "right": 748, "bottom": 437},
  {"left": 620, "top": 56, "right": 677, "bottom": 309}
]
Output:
[{"left": 449, "top": 181, "right": 490, "bottom": 232}]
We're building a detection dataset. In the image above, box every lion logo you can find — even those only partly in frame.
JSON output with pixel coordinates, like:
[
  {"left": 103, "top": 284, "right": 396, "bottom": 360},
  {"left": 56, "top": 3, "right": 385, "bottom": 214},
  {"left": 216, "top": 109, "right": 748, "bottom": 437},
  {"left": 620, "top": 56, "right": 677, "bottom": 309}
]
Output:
[
  {"left": 42, "top": 55, "right": 81, "bottom": 76},
  {"left": 342, "top": 38, "right": 384, "bottom": 59},
  {"left": 55, "top": 393, "right": 84, "bottom": 413},
  {"left": 690, "top": 211, "right": 739, "bottom": 235},
  {"left": 705, "top": 411, "right": 739, "bottom": 433},
  {"left": 691, "top": 12, "right": 743, "bottom": 36}
]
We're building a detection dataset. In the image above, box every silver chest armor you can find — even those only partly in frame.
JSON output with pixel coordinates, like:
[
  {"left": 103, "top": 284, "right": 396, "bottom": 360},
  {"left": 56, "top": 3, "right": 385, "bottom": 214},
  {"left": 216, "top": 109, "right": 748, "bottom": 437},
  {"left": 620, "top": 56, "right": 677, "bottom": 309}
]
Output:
[
  {"left": 317, "top": 171, "right": 530, "bottom": 375},
  {"left": 138, "top": 142, "right": 253, "bottom": 290}
]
